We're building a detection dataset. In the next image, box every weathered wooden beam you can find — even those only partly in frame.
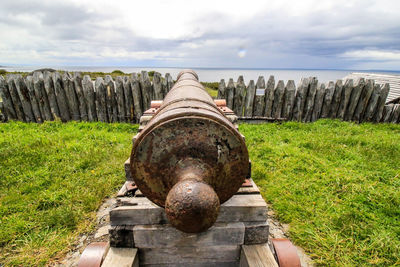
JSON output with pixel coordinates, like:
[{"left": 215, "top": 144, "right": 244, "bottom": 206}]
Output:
[
  {"left": 53, "top": 72, "right": 71, "bottom": 122},
  {"left": 152, "top": 72, "right": 163, "bottom": 100},
  {"left": 244, "top": 80, "right": 256, "bottom": 117},
  {"left": 122, "top": 77, "right": 134, "bottom": 123},
  {"left": 140, "top": 71, "right": 152, "bottom": 111},
  {"left": 240, "top": 244, "right": 278, "bottom": 267},
  {"left": 217, "top": 79, "right": 226, "bottom": 99},
  {"left": 25, "top": 76, "right": 42, "bottom": 123},
  {"left": 43, "top": 71, "right": 61, "bottom": 120},
  {"left": 363, "top": 83, "right": 380, "bottom": 122},
  {"left": 62, "top": 72, "right": 81, "bottom": 121},
  {"left": 6, "top": 75, "right": 26, "bottom": 121},
  {"left": 321, "top": 81, "right": 335, "bottom": 119},
  {"left": 282, "top": 80, "right": 296, "bottom": 120},
  {"left": 311, "top": 83, "right": 325, "bottom": 122},
  {"left": 165, "top": 73, "right": 174, "bottom": 93},
  {"left": 264, "top": 75, "right": 275, "bottom": 117},
  {"left": 82, "top": 75, "right": 97, "bottom": 122},
  {"left": 73, "top": 72, "right": 88, "bottom": 121},
  {"left": 102, "top": 247, "right": 139, "bottom": 267},
  {"left": 14, "top": 75, "right": 35, "bottom": 122},
  {"left": 115, "top": 76, "right": 127, "bottom": 122},
  {"left": 354, "top": 79, "right": 374, "bottom": 122},
  {"left": 373, "top": 83, "right": 390, "bottom": 122},
  {"left": 0, "top": 75, "right": 17, "bottom": 120},
  {"left": 95, "top": 77, "right": 108, "bottom": 122},
  {"left": 253, "top": 76, "right": 265, "bottom": 117},
  {"left": 271, "top": 80, "right": 285, "bottom": 119},
  {"left": 33, "top": 72, "right": 52, "bottom": 121}
]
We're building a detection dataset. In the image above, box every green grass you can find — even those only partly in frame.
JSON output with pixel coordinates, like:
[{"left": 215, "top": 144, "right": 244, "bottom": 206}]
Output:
[
  {"left": 240, "top": 120, "right": 400, "bottom": 266},
  {"left": 0, "top": 120, "right": 399, "bottom": 266},
  {"left": 0, "top": 121, "right": 138, "bottom": 266}
]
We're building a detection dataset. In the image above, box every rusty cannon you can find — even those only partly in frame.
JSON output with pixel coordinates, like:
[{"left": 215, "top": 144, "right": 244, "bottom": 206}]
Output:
[{"left": 129, "top": 70, "right": 249, "bottom": 233}]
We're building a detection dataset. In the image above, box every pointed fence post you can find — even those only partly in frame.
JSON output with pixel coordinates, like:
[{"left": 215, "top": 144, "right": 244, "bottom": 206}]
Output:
[
  {"left": 0, "top": 75, "right": 17, "bottom": 120},
  {"left": 282, "top": 80, "right": 296, "bottom": 120},
  {"left": 253, "top": 76, "right": 265, "bottom": 117},
  {"left": 53, "top": 72, "right": 70, "bottom": 122},
  {"left": 43, "top": 71, "right": 61, "bottom": 120},
  {"left": 95, "top": 77, "right": 108, "bottom": 122},
  {"left": 329, "top": 80, "right": 343, "bottom": 118},
  {"left": 244, "top": 80, "right": 256, "bottom": 117},
  {"left": 82, "top": 75, "right": 97, "bottom": 122},
  {"left": 264, "top": 76, "right": 275, "bottom": 117},
  {"left": 321, "top": 81, "right": 335, "bottom": 119},
  {"left": 26, "top": 76, "right": 42, "bottom": 123},
  {"left": 272, "top": 80, "right": 285, "bottom": 119}
]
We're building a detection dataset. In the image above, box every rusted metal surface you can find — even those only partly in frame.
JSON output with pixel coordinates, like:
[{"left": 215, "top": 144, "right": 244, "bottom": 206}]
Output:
[
  {"left": 130, "top": 69, "right": 249, "bottom": 233},
  {"left": 271, "top": 238, "right": 301, "bottom": 267},
  {"left": 77, "top": 242, "right": 109, "bottom": 267}
]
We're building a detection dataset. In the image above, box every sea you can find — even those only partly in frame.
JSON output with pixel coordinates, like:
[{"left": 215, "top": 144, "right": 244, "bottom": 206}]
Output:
[{"left": 3, "top": 66, "right": 400, "bottom": 83}]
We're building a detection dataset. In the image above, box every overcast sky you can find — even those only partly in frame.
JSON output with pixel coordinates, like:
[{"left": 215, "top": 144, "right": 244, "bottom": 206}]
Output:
[{"left": 1, "top": 0, "right": 399, "bottom": 70}]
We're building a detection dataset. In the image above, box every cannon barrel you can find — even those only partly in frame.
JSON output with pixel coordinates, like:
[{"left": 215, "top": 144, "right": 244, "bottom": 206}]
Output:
[{"left": 130, "top": 70, "right": 249, "bottom": 233}]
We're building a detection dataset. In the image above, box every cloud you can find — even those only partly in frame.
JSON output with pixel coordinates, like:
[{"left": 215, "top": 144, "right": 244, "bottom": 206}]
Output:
[{"left": 0, "top": 0, "right": 399, "bottom": 70}]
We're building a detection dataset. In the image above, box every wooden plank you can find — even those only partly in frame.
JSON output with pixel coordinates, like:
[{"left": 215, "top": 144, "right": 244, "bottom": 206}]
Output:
[
  {"left": 82, "top": 75, "right": 97, "bottom": 121},
  {"left": 253, "top": 76, "right": 266, "bottom": 117},
  {"left": 264, "top": 76, "right": 275, "bottom": 117},
  {"left": 234, "top": 76, "right": 246, "bottom": 117},
  {"left": 73, "top": 72, "right": 88, "bottom": 121},
  {"left": 244, "top": 80, "right": 256, "bottom": 117},
  {"left": 25, "top": 76, "right": 42, "bottom": 123},
  {"left": 217, "top": 79, "right": 226, "bottom": 99},
  {"left": 291, "top": 78, "right": 309, "bottom": 122},
  {"left": 95, "top": 77, "right": 108, "bottom": 122},
  {"left": 321, "top": 81, "right": 335, "bottom": 118},
  {"left": 62, "top": 72, "right": 81, "bottom": 121},
  {"left": 0, "top": 75, "right": 17, "bottom": 120},
  {"left": 152, "top": 72, "right": 163, "bottom": 100},
  {"left": 33, "top": 72, "right": 52, "bottom": 121},
  {"left": 6, "top": 75, "right": 25, "bottom": 121},
  {"left": 123, "top": 77, "right": 134, "bottom": 123},
  {"left": 104, "top": 75, "right": 118, "bottom": 122},
  {"left": 303, "top": 77, "right": 317, "bottom": 122},
  {"left": 244, "top": 221, "right": 269, "bottom": 245},
  {"left": 226, "top": 78, "right": 235, "bottom": 110},
  {"left": 102, "top": 247, "right": 139, "bottom": 267},
  {"left": 110, "top": 194, "right": 267, "bottom": 226},
  {"left": 354, "top": 79, "right": 374, "bottom": 122},
  {"left": 53, "top": 72, "right": 71, "bottom": 122},
  {"left": 240, "top": 244, "right": 278, "bottom": 267},
  {"left": 115, "top": 76, "right": 127, "bottom": 122},
  {"left": 139, "top": 246, "right": 240, "bottom": 265},
  {"left": 271, "top": 80, "right": 285, "bottom": 119},
  {"left": 43, "top": 71, "right": 61, "bottom": 120},
  {"left": 133, "top": 222, "right": 244, "bottom": 248},
  {"left": 282, "top": 80, "right": 296, "bottom": 120},
  {"left": 337, "top": 79, "right": 353, "bottom": 120},
  {"left": 130, "top": 73, "right": 143, "bottom": 123},
  {"left": 311, "top": 83, "right": 325, "bottom": 122},
  {"left": 373, "top": 83, "right": 390, "bottom": 122},
  {"left": 345, "top": 78, "right": 365, "bottom": 121},
  {"left": 140, "top": 71, "right": 152, "bottom": 111}
]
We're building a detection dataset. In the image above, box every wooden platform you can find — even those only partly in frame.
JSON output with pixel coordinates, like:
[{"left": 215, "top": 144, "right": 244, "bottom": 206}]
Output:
[{"left": 344, "top": 72, "right": 400, "bottom": 104}]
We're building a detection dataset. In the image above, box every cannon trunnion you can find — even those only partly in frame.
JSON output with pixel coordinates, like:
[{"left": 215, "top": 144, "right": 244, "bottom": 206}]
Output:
[{"left": 130, "top": 70, "right": 249, "bottom": 233}]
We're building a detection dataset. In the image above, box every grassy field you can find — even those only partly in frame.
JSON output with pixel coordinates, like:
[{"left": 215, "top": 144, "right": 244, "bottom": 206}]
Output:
[{"left": 0, "top": 120, "right": 399, "bottom": 266}]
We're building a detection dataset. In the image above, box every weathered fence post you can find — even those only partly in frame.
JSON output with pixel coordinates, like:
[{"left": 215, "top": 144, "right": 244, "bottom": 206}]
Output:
[
  {"left": 53, "top": 72, "right": 70, "bottom": 122},
  {"left": 33, "top": 72, "right": 52, "bottom": 121},
  {"left": 104, "top": 75, "right": 118, "bottom": 122},
  {"left": 140, "top": 71, "right": 152, "bottom": 111},
  {"left": 303, "top": 77, "right": 317, "bottom": 122},
  {"left": 82, "top": 75, "right": 97, "bottom": 122},
  {"left": 353, "top": 79, "right": 374, "bottom": 122},
  {"left": 165, "top": 73, "right": 174, "bottom": 93},
  {"left": 329, "top": 80, "right": 343, "bottom": 118},
  {"left": 0, "top": 75, "right": 17, "bottom": 120},
  {"left": 95, "top": 77, "right": 107, "bottom": 122},
  {"left": 244, "top": 80, "right": 256, "bottom": 117},
  {"left": 264, "top": 76, "right": 275, "bottom": 117},
  {"left": 253, "top": 76, "right": 265, "bottom": 117},
  {"left": 234, "top": 76, "right": 246, "bottom": 116},
  {"left": 14, "top": 75, "right": 35, "bottom": 122},
  {"left": 282, "top": 80, "right": 296, "bottom": 120},
  {"left": 25, "top": 76, "right": 42, "bottom": 123},
  {"left": 7, "top": 75, "right": 25, "bottom": 121},
  {"left": 226, "top": 78, "right": 235, "bottom": 110},
  {"left": 390, "top": 104, "right": 400, "bottom": 123},
  {"left": 73, "top": 72, "right": 88, "bottom": 121},
  {"left": 373, "top": 83, "right": 390, "bottom": 122},
  {"left": 62, "top": 72, "right": 80, "bottom": 121},
  {"left": 337, "top": 79, "right": 353, "bottom": 120},
  {"left": 43, "top": 71, "right": 61, "bottom": 120},
  {"left": 217, "top": 79, "right": 226, "bottom": 99},
  {"left": 115, "top": 76, "right": 127, "bottom": 122},
  {"left": 272, "top": 80, "right": 285, "bottom": 119},
  {"left": 363, "top": 83, "right": 380, "bottom": 122},
  {"left": 153, "top": 72, "right": 163, "bottom": 100},
  {"left": 130, "top": 73, "right": 143, "bottom": 122},
  {"left": 291, "top": 78, "right": 309, "bottom": 121},
  {"left": 123, "top": 76, "right": 134, "bottom": 123},
  {"left": 345, "top": 78, "right": 365, "bottom": 121},
  {"left": 320, "top": 81, "right": 334, "bottom": 119},
  {"left": 382, "top": 104, "right": 394, "bottom": 122},
  {"left": 311, "top": 83, "right": 325, "bottom": 122}
]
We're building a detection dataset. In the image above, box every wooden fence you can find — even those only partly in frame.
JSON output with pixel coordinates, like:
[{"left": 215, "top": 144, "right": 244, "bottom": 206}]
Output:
[{"left": 0, "top": 70, "right": 399, "bottom": 124}]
